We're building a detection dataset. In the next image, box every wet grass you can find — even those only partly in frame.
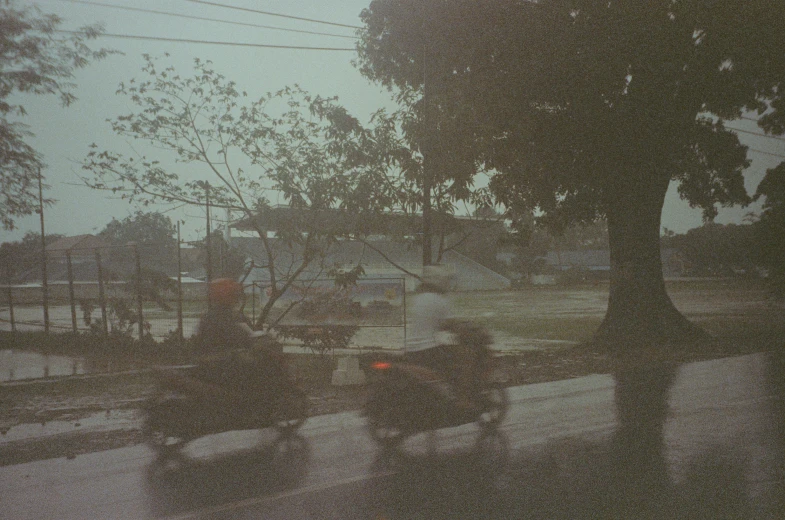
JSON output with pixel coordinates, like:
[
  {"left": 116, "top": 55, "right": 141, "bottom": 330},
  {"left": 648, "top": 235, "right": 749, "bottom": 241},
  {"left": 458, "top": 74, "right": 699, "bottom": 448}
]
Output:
[
  {"left": 449, "top": 280, "right": 783, "bottom": 347},
  {"left": 468, "top": 316, "right": 602, "bottom": 343},
  {"left": 694, "top": 313, "right": 785, "bottom": 352}
]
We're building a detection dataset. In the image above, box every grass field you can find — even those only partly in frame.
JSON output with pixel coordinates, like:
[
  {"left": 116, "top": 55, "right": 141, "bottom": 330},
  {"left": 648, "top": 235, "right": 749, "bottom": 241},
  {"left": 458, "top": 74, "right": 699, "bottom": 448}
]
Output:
[
  {"left": 2, "top": 278, "right": 783, "bottom": 352},
  {"left": 450, "top": 279, "right": 784, "bottom": 351}
]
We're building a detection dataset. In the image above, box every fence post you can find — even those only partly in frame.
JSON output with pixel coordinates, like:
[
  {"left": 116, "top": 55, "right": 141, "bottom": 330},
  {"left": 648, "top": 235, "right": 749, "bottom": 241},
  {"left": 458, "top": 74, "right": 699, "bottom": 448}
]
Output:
[
  {"left": 38, "top": 170, "right": 50, "bottom": 334},
  {"left": 5, "top": 260, "right": 15, "bottom": 332},
  {"left": 66, "top": 252, "right": 78, "bottom": 333},
  {"left": 251, "top": 282, "right": 256, "bottom": 326},
  {"left": 134, "top": 245, "right": 144, "bottom": 341},
  {"left": 402, "top": 277, "right": 407, "bottom": 348},
  {"left": 95, "top": 249, "right": 108, "bottom": 337},
  {"left": 177, "top": 223, "right": 183, "bottom": 346},
  {"left": 205, "top": 182, "right": 213, "bottom": 286}
]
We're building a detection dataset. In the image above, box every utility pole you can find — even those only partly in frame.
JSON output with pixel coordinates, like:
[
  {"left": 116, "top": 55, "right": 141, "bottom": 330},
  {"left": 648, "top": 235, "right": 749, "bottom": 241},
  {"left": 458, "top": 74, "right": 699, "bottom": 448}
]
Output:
[
  {"left": 177, "top": 222, "right": 183, "bottom": 345},
  {"left": 422, "top": 129, "right": 433, "bottom": 267},
  {"left": 66, "top": 252, "right": 77, "bottom": 333},
  {"left": 4, "top": 259, "right": 15, "bottom": 332},
  {"left": 205, "top": 183, "right": 213, "bottom": 311},
  {"left": 420, "top": 10, "right": 439, "bottom": 268},
  {"left": 38, "top": 169, "right": 50, "bottom": 333},
  {"left": 205, "top": 182, "right": 213, "bottom": 284},
  {"left": 134, "top": 244, "right": 144, "bottom": 341}
]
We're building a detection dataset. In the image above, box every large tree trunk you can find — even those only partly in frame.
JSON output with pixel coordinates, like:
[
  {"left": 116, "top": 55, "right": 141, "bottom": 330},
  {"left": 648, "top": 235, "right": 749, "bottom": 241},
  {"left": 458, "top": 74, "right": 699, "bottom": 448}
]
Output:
[{"left": 593, "top": 173, "right": 708, "bottom": 350}]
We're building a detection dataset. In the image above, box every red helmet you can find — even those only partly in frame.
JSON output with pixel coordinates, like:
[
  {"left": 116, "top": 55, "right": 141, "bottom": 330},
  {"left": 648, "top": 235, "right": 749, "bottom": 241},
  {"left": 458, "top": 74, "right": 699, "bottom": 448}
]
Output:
[{"left": 208, "top": 278, "right": 243, "bottom": 306}]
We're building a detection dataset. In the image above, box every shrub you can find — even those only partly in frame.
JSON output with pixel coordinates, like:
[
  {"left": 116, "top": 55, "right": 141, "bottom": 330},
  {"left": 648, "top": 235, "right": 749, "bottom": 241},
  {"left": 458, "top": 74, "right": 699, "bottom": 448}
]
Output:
[{"left": 274, "top": 324, "right": 359, "bottom": 356}]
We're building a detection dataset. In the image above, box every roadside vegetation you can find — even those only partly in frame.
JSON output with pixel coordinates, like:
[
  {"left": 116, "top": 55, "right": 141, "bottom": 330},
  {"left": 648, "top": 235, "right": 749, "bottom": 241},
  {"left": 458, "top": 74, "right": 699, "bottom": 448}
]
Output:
[
  {"left": 3, "top": 278, "right": 782, "bottom": 383},
  {"left": 1, "top": 279, "right": 783, "bottom": 465}
]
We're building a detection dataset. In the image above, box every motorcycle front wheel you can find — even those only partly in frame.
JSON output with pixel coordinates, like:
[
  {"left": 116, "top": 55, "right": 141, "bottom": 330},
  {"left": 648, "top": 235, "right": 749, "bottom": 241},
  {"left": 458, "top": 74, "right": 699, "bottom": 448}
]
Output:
[
  {"left": 366, "top": 386, "right": 408, "bottom": 447},
  {"left": 142, "top": 408, "right": 193, "bottom": 455},
  {"left": 272, "top": 387, "right": 308, "bottom": 434},
  {"left": 476, "top": 383, "right": 509, "bottom": 430},
  {"left": 368, "top": 413, "right": 407, "bottom": 447}
]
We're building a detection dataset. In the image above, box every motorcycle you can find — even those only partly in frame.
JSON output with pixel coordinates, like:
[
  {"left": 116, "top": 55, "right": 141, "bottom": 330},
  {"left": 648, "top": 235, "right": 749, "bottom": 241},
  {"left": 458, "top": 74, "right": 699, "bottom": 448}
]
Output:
[
  {"left": 143, "top": 345, "right": 308, "bottom": 455},
  {"left": 364, "top": 321, "right": 508, "bottom": 447}
]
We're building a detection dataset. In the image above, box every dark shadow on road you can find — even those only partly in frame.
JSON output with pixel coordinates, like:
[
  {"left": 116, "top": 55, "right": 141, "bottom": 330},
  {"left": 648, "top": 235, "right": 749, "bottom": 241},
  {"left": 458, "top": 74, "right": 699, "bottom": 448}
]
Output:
[
  {"left": 766, "top": 348, "right": 785, "bottom": 515},
  {"left": 144, "top": 432, "right": 309, "bottom": 517},
  {"left": 364, "top": 358, "right": 772, "bottom": 519},
  {"left": 368, "top": 429, "right": 511, "bottom": 520}
]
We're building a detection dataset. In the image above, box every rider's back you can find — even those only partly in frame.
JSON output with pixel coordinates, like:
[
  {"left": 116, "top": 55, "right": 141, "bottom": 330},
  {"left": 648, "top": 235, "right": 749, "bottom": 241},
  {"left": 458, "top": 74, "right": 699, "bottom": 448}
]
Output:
[
  {"left": 196, "top": 306, "right": 253, "bottom": 354},
  {"left": 406, "top": 291, "right": 452, "bottom": 353}
]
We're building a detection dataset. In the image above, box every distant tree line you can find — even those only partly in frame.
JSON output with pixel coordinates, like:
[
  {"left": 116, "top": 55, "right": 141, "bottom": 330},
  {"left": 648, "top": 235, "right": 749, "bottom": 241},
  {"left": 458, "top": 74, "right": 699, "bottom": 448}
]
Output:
[
  {"left": 503, "top": 216, "right": 783, "bottom": 298},
  {"left": 0, "top": 211, "right": 245, "bottom": 283},
  {"left": 0, "top": 232, "right": 64, "bottom": 280}
]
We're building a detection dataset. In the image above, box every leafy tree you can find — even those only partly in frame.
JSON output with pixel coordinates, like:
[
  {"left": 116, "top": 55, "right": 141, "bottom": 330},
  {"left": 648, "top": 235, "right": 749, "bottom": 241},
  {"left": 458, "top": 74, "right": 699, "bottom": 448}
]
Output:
[
  {"left": 356, "top": 0, "right": 785, "bottom": 346},
  {"left": 99, "top": 211, "right": 176, "bottom": 246},
  {"left": 0, "top": 231, "right": 64, "bottom": 279},
  {"left": 0, "top": 1, "right": 114, "bottom": 230},
  {"left": 342, "top": 105, "right": 501, "bottom": 275},
  {"left": 98, "top": 210, "right": 178, "bottom": 275},
  {"left": 364, "top": 90, "right": 491, "bottom": 267},
  {"left": 660, "top": 222, "right": 759, "bottom": 277},
  {"left": 81, "top": 55, "right": 382, "bottom": 329}
]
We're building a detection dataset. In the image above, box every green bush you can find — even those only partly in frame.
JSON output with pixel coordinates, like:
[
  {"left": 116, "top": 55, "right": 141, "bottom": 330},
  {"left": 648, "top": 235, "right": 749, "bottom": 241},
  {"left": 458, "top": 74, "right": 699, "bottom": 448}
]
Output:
[{"left": 274, "top": 324, "right": 359, "bottom": 356}]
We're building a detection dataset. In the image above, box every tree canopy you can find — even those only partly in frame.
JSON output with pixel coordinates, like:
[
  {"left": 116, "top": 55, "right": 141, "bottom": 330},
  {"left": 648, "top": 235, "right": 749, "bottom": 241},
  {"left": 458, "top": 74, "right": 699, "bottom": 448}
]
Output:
[
  {"left": 98, "top": 210, "right": 179, "bottom": 274},
  {"left": 356, "top": 0, "right": 785, "bottom": 346},
  {"left": 81, "top": 55, "right": 389, "bottom": 328},
  {"left": 356, "top": 0, "right": 785, "bottom": 225},
  {"left": 661, "top": 222, "right": 760, "bottom": 277},
  {"left": 0, "top": 231, "right": 63, "bottom": 279},
  {"left": 0, "top": 1, "right": 114, "bottom": 230},
  {"left": 347, "top": 105, "right": 500, "bottom": 270},
  {"left": 99, "top": 211, "right": 176, "bottom": 247}
]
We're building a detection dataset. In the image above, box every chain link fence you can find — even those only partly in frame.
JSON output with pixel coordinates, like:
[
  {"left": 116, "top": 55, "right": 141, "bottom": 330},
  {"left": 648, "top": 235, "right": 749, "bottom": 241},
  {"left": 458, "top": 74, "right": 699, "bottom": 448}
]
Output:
[
  {"left": 249, "top": 277, "right": 407, "bottom": 352},
  {"left": 1, "top": 242, "right": 203, "bottom": 344},
  {"left": 1, "top": 242, "right": 407, "bottom": 349}
]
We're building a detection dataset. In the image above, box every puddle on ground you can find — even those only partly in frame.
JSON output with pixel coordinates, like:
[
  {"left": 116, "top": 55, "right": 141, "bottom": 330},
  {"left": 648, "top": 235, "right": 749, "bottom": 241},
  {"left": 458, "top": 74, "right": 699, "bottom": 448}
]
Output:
[
  {"left": 0, "top": 350, "right": 144, "bottom": 382},
  {"left": 0, "top": 409, "right": 141, "bottom": 442},
  {"left": 0, "top": 350, "right": 86, "bottom": 382}
]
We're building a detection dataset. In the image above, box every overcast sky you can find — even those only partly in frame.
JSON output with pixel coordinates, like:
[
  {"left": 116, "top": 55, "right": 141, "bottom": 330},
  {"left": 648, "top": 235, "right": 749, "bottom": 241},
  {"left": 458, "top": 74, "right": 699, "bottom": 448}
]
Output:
[{"left": 2, "top": 0, "right": 784, "bottom": 245}]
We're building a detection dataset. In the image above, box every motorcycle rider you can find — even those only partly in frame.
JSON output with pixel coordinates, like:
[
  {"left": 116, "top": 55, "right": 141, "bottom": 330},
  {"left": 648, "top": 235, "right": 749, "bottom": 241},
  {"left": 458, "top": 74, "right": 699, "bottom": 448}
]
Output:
[
  {"left": 186, "top": 278, "right": 269, "bottom": 404},
  {"left": 145, "top": 280, "right": 308, "bottom": 447},
  {"left": 405, "top": 265, "right": 474, "bottom": 409},
  {"left": 197, "top": 277, "right": 254, "bottom": 356}
]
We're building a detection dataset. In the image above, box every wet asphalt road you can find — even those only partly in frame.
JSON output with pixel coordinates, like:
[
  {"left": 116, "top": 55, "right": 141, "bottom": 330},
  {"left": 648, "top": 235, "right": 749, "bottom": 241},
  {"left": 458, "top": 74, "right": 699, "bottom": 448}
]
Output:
[{"left": 1, "top": 352, "right": 784, "bottom": 519}]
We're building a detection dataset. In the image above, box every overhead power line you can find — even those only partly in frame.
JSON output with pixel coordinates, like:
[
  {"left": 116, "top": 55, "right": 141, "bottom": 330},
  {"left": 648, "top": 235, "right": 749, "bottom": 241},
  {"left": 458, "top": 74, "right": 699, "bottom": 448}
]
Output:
[
  {"left": 749, "top": 147, "right": 785, "bottom": 159},
  {"left": 49, "top": 0, "right": 357, "bottom": 40},
  {"left": 184, "top": 0, "right": 363, "bottom": 30},
  {"left": 726, "top": 125, "right": 785, "bottom": 142},
  {"left": 56, "top": 30, "right": 355, "bottom": 50}
]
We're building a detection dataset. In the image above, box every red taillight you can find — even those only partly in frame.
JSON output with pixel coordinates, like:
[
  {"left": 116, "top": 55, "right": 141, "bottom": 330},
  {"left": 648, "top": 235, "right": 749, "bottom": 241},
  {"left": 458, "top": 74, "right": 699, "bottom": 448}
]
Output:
[{"left": 372, "top": 361, "right": 391, "bottom": 370}]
